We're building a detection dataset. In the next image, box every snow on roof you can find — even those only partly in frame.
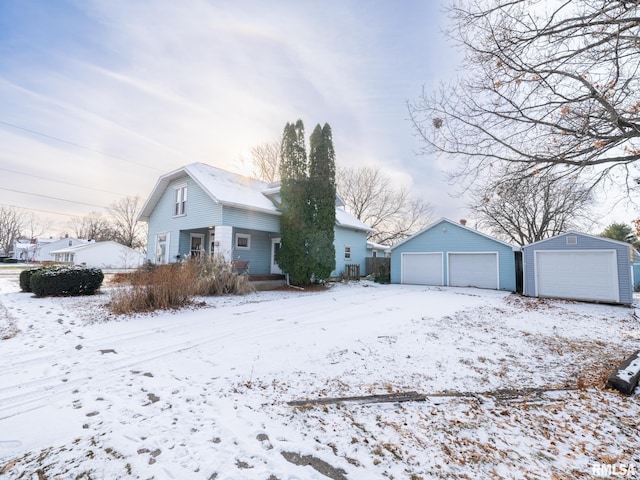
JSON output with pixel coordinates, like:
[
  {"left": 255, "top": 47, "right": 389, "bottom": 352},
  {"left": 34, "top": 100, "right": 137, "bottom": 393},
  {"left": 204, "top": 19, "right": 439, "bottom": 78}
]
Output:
[
  {"left": 186, "top": 163, "right": 279, "bottom": 214},
  {"left": 336, "top": 208, "right": 375, "bottom": 232},
  {"left": 140, "top": 162, "right": 374, "bottom": 231},
  {"left": 50, "top": 241, "right": 134, "bottom": 254},
  {"left": 367, "top": 241, "right": 390, "bottom": 250}
]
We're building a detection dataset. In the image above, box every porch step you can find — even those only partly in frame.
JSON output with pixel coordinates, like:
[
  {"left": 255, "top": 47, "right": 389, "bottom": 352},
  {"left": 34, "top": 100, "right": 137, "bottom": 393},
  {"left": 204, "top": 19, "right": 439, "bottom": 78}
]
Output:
[{"left": 249, "top": 274, "right": 286, "bottom": 291}]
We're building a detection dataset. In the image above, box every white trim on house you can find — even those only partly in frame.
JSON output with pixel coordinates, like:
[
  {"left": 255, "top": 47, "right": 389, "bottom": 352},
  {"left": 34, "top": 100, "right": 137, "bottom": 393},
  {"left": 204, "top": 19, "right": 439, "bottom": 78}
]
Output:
[
  {"left": 173, "top": 183, "right": 187, "bottom": 217},
  {"left": 156, "top": 232, "right": 170, "bottom": 264},
  {"left": 235, "top": 233, "right": 251, "bottom": 250},
  {"left": 271, "top": 237, "right": 283, "bottom": 274}
]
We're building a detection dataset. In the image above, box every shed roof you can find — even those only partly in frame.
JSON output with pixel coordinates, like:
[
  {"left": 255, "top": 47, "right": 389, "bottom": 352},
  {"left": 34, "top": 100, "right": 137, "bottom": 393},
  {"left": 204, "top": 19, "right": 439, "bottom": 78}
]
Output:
[{"left": 523, "top": 231, "right": 637, "bottom": 250}]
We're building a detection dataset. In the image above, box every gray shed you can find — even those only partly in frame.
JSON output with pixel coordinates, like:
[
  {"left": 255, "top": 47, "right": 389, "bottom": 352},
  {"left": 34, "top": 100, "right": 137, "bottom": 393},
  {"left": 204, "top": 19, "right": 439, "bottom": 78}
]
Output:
[{"left": 523, "top": 231, "right": 635, "bottom": 305}]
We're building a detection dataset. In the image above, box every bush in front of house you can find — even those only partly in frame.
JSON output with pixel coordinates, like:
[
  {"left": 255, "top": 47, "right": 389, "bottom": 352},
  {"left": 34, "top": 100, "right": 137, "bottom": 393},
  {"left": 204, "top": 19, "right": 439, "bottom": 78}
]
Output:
[
  {"left": 29, "top": 266, "right": 104, "bottom": 297},
  {"left": 20, "top": 267, "right": 42, "bottom": 292},
  {"left": 109, "top": 256, "right": 253, "bottom": 314}
]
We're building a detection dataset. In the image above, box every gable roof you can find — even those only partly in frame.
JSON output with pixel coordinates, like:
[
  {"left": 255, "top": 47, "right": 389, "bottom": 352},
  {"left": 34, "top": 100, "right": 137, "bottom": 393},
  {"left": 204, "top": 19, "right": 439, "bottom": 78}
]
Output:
[
  {"left": 523, "top": 230, "right": 637, "bottom": 249},
  {"left": 139, "top": 162, "right": 373, "bottom": 231},
  {"left": 391, "top": 217, "right": 517, "bottom": 250},
  {"left": 139, "top": 163, "right": 277, "bottom": 221}
]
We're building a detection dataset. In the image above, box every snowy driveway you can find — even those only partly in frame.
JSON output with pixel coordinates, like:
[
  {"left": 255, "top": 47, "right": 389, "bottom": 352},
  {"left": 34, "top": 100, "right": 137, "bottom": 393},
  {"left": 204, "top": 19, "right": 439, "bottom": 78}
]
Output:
[{"left": 1, "top": 277, "right": 639, "bottom": 479}]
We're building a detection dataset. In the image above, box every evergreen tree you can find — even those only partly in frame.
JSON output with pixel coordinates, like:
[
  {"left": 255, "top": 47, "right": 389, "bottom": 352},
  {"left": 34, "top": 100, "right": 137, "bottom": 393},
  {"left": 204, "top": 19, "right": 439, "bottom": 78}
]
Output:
[
  {"left": 601, "top": 223, "right": 639, "bottom": 248},
  {"left": 308, "top": 123, "right": 336, "bottom": 281},
  {"left": 276, "top": 120, "right": 313, "bottom": 285}
]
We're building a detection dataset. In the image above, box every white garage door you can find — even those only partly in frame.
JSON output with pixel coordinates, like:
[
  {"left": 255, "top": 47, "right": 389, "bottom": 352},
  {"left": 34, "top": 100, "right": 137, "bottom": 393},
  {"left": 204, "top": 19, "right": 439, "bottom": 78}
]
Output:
[
  {"left": 401, "top": 253, "right": 443, "bottom": 285},
  {"left": 535, "top": 250, "right": 619, "bottom": 302},
  {"left": 449, "top": 253, "right": 499, "bottom": 289}
]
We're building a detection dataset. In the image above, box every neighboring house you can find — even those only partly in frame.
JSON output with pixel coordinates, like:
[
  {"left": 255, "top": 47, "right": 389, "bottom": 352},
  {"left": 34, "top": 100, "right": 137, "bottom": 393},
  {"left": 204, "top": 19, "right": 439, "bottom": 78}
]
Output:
[
  {"left": 12, "top": 237, "right": 88, "bottom": 262},
  {"left": 50, "top": 241, "right": 145, "bottom": 269},
  {"left": 522, "top": 231, "right": 635, "bottom": 305},
  {"left": 390, "top": 218, "right": 517, "bottom": 291},
  {"left": 138, "top": 163, "right": 373, "bottom": 278}
]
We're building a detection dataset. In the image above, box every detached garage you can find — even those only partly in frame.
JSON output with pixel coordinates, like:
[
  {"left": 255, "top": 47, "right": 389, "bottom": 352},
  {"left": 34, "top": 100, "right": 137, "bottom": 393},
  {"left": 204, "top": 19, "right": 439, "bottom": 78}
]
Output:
[
  {"left": 523, "top": 232, "right": 634, "bottom": 305},
  {"left": 391, "top": 218, "right": 517, "bottom": 291}
]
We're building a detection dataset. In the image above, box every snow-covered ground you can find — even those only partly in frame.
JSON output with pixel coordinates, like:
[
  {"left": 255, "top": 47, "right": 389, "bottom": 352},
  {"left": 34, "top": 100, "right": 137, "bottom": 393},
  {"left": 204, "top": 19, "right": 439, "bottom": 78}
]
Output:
[{"left": 1, "top": 275, "right": 639, "bottom": 479}]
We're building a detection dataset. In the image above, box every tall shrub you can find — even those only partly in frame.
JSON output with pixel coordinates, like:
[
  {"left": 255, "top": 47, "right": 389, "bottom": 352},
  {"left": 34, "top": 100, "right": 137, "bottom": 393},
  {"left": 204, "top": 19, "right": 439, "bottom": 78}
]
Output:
[
  {"left": 276, "top": 120, "right": 313, "bottom": 286},
  {"left": 308, "top": 123, "right": 336, "bottom": 281}
]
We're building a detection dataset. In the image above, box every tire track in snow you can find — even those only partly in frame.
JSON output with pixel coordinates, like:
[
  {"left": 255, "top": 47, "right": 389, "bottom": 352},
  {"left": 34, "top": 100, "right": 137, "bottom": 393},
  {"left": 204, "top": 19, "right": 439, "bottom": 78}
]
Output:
[
  {"left": 0, "top": 284, "right": 445, "bottom": 421},
  {"left": 0, "top": 309, "right": 315, "bottom": 421}
]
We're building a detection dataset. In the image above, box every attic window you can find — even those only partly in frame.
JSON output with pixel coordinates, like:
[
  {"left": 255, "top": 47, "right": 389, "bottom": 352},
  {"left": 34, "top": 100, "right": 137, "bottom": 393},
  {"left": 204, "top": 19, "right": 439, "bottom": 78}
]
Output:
[
  {"left": 566, "top": 235, "right": 578, "bottom": 245},
  {"left": 174, "top": 184, "right": 187, "bottom": 216}
]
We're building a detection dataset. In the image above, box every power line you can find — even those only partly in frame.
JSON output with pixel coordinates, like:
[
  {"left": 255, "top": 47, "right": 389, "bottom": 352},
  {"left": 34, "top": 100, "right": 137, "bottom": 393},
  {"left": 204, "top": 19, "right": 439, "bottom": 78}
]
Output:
[
  {"left": 0, "top": 203, "right": 85, "bottom": 218},
  {"left": 0, "top": 119, "right": 164, "bottom": 171},
  {"left": 0, "top": 186, "right": 108, "bottom": 209},
  {"left": 0, "top": 166, "right": 127, "bottom": 197}
]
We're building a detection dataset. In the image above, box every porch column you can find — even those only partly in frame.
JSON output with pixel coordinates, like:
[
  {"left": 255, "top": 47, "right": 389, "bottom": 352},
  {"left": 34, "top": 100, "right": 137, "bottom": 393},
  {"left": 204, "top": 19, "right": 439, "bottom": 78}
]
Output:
[{"left": 214, "top": 225, "right": 233, "bottom": 263}]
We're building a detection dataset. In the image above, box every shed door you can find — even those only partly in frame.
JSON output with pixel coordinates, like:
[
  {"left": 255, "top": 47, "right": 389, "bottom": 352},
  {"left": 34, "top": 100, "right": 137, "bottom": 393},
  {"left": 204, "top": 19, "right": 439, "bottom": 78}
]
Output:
[
  {"left": 401, "top": 253, "right": 443, "bottom": 285},
  {"left": 449, "top": 253, "right": 499, "bottom": 289},
  {"left": 535, "top": 250, "right": 619, "bottom": 302}
]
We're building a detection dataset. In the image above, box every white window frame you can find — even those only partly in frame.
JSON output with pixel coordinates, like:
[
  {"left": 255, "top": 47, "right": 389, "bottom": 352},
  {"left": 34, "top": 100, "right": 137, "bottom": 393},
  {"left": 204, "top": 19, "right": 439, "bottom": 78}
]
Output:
[
  {"left": 344, "top": 245, "right": 352, "bottom": 260},
  {"left": 190, "top": 233, "right": 205, "bottom": 257},
  {"left": 235, "top": 233, "right": 251, "bottom": 250},
  {"left": 156, "top": 232, "right": 170, "bottom": 264},
  {"left": 174, "top": 184, "right": 187, "bottom": 217}
]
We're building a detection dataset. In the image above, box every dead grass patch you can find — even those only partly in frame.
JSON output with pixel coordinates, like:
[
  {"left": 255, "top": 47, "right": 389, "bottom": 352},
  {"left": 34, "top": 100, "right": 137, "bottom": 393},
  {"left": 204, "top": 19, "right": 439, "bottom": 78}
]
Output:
[{"left": 109, "top": 257, "right": 253, "bottom": 314}]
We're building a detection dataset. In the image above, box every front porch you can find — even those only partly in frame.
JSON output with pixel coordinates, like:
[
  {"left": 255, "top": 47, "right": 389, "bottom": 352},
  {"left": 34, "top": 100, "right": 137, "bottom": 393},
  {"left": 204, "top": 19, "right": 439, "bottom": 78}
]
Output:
[
  {"left": 248, "top": 273, "right": 286, "bottom": 290},
  {"left": 178, "top": 226, "right": 282, "bottom": 276}
]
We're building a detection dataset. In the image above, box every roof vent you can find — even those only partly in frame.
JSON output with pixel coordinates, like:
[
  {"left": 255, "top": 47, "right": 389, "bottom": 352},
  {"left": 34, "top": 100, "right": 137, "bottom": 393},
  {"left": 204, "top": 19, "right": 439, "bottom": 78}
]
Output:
[{"left": 566, "top": 235, "right": 578, "bottom": 245}]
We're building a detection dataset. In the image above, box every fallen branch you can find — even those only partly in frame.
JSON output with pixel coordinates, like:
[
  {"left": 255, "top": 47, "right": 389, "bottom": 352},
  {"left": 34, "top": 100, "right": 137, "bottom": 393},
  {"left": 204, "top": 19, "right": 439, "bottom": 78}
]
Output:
[
  {"left": 607, "top": 350, "right": 640, "bottom": 395},
  {"left": 287, "top": 387, "right": 579, "bottom": 407}
]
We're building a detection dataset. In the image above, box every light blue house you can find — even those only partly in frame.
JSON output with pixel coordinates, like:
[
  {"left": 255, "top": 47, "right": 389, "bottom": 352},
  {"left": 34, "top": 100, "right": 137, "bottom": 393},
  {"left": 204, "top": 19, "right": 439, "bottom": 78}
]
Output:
[
  {"left": 390, "top": 218, "right": 517, "bottom": 291},
  {"left": 138, "top": 163, "right": 373, "bottom": 278},
  {"left": 523, "top": 231, "right": 636, "bottom": 305}
]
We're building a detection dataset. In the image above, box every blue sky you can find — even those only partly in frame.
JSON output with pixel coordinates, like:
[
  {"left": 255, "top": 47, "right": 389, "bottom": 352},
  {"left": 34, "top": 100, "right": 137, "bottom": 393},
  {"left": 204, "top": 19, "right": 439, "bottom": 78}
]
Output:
[{"left": 0, "top": 0, "right": 465, "bottom": 233}]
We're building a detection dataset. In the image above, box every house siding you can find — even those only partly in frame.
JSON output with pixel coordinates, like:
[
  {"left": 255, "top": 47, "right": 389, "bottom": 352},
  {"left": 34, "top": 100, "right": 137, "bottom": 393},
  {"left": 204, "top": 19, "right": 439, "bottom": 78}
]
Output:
[
  {"left": 334, "top": 227, "right": 368, "bottom": 278},
  {"left": 522, "top": 233, "right": 633, "bottom": 304},
  {"left": 390, "top": 220, "right": 516, "bottom": 291},
  {"left": 223, "top": 205, "right": 280, "bottom": 232},
  {"left": 231, "top": 227, "right": 275, "bottom": 275},
  {"left": 142, "top": 164, "right": 373, "bottom": 274},
  {"left": 146, "top": 175, "right": 223, "bottom": 262}
]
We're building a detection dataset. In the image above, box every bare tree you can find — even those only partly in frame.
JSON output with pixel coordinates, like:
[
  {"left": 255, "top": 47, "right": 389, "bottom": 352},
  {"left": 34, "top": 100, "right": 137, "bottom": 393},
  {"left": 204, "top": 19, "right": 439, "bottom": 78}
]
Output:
[
  {"left": 108, "top": 196, "right": 147, "bottom": 250},
  {"left": 67, "top": 212, "right": 113, "bottom": 241},
  {"left": 468, "top": 168, "right": 594, "bottom": 246},
  {"left": 0, "top": 206, "right": 27, "bottom": 255},
  {"left": 248, "top": 140, "right": 281, "bottom": 183},
  {"left": 22, "top": 213, "right": 52, "bottom": 241},
  {"left": 408, "top": 1, "right": 640, "bottom": 193},
  {"left": 336, "top": 166, "right": 433, "bottom": 245}
]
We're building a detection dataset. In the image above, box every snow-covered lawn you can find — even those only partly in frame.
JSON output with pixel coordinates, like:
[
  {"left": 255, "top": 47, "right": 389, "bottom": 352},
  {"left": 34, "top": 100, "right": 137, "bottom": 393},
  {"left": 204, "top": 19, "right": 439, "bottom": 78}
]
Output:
[{"left": 1, "top": 276, "right": 639, "bottom": 479}]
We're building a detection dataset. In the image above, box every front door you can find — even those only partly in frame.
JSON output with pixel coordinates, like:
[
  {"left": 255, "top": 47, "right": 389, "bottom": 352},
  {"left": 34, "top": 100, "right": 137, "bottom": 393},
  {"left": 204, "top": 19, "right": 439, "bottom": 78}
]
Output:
[
  {"left": 271, "top": 238, "right": 283, "bottom": 274},
  {"left": 190, "top": 233, "right": 205, "bottom": 258}
]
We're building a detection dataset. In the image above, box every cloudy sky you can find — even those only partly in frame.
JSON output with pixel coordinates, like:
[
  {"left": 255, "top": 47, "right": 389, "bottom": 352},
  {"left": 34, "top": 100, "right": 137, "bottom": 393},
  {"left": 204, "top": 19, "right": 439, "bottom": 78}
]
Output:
[{"left": 0, "top": 0, "right": 470, "bottom": 234}]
